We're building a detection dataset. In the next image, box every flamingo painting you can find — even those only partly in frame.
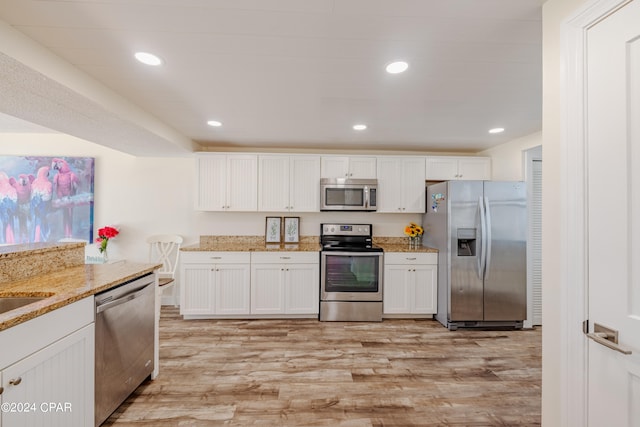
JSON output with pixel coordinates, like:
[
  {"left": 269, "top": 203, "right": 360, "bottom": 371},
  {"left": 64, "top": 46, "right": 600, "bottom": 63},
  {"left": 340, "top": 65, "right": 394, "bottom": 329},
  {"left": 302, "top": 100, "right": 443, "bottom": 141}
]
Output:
[{"left": 0, "top": 156, "right": 94, "bottom": 244}]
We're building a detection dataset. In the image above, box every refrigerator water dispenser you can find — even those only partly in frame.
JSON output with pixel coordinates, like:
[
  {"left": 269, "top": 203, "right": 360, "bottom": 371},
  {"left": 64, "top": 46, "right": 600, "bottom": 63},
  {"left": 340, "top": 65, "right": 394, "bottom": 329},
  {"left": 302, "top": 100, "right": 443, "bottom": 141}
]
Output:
[{"left": 457, "top": 228, "right": 476, "bottom": 256}]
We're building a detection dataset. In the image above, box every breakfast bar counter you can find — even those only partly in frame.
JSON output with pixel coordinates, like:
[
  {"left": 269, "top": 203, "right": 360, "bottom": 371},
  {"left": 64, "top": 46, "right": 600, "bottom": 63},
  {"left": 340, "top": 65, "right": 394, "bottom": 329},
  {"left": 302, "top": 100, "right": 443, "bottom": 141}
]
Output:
[{"left": 0, "top": 242, "right": 160, "bottom": 331}]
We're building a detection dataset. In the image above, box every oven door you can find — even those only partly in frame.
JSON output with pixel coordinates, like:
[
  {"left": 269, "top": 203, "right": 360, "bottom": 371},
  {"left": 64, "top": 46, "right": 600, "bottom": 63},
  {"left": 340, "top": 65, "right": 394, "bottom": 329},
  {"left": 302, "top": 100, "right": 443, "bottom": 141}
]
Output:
[{"left": 321, "top": 251, "right": 383, "bottom": 301}]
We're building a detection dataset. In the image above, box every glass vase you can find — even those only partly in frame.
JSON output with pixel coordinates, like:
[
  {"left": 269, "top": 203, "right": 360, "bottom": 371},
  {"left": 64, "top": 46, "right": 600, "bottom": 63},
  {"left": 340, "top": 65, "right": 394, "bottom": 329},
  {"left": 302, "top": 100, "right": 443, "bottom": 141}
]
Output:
[{"left": 408, "top": 235, "right": 422, "bottom": 249}]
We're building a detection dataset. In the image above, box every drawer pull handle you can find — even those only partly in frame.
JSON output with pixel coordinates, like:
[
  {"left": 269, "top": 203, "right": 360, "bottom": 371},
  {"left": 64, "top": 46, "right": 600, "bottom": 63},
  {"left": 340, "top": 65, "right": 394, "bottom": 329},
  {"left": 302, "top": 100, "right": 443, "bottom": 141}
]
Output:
[
  {"left": 280, "top": 257, "right": 291, "bottom": 260},
  {"left": 406, "top": 257, "right": 417, "bottom": 260},
  {"left": 211, "top": 257, "right": 222, "bottom": 259},
  {"left": 9, "top": 377, "right": 22, "bottom": 386}
]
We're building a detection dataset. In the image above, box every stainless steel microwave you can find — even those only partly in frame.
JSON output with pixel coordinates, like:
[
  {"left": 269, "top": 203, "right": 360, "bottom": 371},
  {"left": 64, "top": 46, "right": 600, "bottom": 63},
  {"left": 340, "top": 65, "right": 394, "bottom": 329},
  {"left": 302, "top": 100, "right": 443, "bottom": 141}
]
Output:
[{"left": 320, "top": 178, "right": 377, "bottom": 211}]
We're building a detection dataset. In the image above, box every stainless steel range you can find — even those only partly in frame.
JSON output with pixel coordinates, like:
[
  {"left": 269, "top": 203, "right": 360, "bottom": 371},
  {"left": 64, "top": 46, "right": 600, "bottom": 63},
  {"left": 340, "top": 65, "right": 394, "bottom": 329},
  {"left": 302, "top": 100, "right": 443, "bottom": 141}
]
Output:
[{"left": 319, "top": 223, "right": 384, "bottom": 321}]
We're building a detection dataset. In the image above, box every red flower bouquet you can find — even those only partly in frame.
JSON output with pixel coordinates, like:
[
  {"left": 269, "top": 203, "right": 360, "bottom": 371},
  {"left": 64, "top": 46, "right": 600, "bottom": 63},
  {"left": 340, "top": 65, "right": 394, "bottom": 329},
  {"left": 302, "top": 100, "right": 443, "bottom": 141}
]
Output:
[{"left": 96, "top": 226, "right": 119, "bottom": 253}]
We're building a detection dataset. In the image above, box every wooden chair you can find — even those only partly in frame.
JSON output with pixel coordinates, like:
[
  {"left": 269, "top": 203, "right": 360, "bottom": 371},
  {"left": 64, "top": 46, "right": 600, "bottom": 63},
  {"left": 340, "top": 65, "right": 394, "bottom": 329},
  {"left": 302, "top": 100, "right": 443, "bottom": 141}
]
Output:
[{"left": 147, "top": 234, "right": 183, "bottom": 306}]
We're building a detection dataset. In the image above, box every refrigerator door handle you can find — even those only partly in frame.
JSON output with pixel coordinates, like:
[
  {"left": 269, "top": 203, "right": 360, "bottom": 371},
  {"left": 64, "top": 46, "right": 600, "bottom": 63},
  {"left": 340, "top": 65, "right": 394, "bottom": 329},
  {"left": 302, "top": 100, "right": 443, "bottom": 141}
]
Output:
[
  {"left": 484, "top": 196, "right": 492, "bottom": 280},
  {"left": 477, "top": 196, "right": 487, "bottom": 279}
]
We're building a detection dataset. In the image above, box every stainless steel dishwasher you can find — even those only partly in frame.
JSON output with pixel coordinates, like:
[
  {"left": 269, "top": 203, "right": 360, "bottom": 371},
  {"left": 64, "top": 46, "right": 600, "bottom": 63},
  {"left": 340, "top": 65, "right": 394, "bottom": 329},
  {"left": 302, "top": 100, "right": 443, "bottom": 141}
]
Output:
[{"left": 95, "top": 273, "right": 155, "bottom": 426}]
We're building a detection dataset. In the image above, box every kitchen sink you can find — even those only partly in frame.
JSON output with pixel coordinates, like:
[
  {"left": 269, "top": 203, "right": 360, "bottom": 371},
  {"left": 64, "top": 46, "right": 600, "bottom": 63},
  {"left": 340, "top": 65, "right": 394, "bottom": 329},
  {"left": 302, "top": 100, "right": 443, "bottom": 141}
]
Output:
[{"left": 0, "top": 297, "right": 46, "bottom": 315}]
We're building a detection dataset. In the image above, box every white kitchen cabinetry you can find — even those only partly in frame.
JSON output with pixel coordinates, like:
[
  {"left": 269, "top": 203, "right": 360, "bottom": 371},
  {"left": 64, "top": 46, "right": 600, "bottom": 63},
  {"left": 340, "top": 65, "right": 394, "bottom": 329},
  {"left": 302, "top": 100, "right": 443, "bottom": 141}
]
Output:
[
  {"left": 383, "top": 252, "right": 437, "bottom": 316},
  {"left": 425, "top": 156, "right": 491, "bottom": 181},
  {"left": 258, "top": 155, "right": 320, "bottom": 212},
  {"left": 251, "top": 252, "right": 319, "bottom": 316},
  {"left": 320, "top": 156, "right": 377, "bottom": 179},
  {"left": 180, "top": 252, "right": 251, "bottom": 317},
  {"left": 0, "top": 298, "right": 94, "bottom": 427},
  {"left": 196, "top": 154, "right": 258, "bottom": 211},
  {"left": 376, "top": 156, "right": 426, "bottom": 213}
]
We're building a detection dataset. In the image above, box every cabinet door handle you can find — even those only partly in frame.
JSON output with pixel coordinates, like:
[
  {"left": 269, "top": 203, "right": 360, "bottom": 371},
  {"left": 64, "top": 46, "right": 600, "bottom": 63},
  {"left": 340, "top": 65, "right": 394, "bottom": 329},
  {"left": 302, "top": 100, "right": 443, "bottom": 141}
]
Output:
[
  {"left": 0, "top": 386, "right": 4, "bottom": 394},
  {"left": 9, "top": 377, "right": 22, "bottom": 386}
]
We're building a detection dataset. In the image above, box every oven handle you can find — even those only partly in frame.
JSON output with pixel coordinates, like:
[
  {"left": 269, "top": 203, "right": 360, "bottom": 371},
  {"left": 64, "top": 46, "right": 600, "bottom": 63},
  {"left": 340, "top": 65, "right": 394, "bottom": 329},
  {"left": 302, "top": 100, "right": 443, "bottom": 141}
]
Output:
[{"left": 321, "top": 251, "right": 383, "bottom": 258}]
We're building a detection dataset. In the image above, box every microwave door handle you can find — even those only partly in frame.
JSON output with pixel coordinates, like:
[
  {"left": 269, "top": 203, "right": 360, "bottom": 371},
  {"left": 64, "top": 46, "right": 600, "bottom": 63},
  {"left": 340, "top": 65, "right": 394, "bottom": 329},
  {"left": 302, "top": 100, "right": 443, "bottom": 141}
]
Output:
[{"left": 364, "top": 187, "right": 369, "bottom": 209}]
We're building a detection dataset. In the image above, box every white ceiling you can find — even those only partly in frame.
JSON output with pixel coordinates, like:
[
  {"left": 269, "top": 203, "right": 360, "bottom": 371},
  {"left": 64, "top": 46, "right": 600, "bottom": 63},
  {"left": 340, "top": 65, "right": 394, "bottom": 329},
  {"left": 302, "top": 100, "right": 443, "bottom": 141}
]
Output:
[{"left": 0, "top": 0, "right": 542, "bottom": 156}]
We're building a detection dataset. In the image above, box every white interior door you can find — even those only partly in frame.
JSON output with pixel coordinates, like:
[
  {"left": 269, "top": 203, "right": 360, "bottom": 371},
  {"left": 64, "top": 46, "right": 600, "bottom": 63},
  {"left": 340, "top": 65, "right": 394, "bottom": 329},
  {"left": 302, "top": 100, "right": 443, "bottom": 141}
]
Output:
[{"left": 587, "top": 1, "right": 640, "bottom": 425}]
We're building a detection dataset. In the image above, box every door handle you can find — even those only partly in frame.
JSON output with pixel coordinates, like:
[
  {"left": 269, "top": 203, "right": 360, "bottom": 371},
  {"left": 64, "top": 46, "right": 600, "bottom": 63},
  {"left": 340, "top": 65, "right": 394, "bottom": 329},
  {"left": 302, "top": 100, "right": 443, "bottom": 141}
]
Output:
[{"left": 586, "top": 323, "right": 632, "bottom": 355}]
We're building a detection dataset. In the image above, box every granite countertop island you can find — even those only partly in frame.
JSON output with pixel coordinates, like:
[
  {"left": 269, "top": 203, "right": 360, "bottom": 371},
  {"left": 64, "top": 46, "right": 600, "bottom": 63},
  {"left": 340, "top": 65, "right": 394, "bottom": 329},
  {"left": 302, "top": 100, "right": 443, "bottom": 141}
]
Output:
[{"left": 0, "top": 242, "right": 160, "bottom": 332}]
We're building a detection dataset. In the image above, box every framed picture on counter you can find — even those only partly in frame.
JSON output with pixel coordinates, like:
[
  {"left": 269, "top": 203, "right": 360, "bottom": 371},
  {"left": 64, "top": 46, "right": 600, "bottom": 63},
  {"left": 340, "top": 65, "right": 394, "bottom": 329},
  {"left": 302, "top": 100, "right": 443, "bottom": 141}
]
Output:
[
  {"left": 283, "top": 217, "right": 300, "bottom": 243},
  {"left": 265, "top": 216, "right": 282, "bottom": 243}
]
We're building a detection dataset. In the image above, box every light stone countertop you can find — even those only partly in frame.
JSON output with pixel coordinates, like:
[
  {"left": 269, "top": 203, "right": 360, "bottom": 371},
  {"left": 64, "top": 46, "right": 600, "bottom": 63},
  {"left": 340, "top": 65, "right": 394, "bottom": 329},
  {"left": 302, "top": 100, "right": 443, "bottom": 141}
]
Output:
[
  {"left": 0, "top": 260, "right": 161, "bottom": 332},
  {"left": 182, "top": 235, "right": 321, "bottom": 252},
  {"left": 376, "top": 243, "right": 439, "bottom": 253},
  {"left": 182, "top": 235, "right": 438, "bottom": 254},
  {"left": 182, "top": 242, "right": 322, "bottom": 252}
]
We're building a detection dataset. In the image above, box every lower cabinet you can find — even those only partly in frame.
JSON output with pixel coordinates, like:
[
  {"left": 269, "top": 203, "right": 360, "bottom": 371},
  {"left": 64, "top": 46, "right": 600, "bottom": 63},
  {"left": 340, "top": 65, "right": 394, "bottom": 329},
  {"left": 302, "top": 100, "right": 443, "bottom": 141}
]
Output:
[
  {"left": 383, "top": 252, "right": 437, "bottom": 316},
  {"left": 180, "top": 251, "right": 319, "bottom": 318},
  {"left": 0, "top": 298, "right": 94, "bottom": 427},
  {"left": 251, "top": 252, "right": 319, "bottom": 315},
  {"left": 180, "top": 252, "right": 251, "bottom": 316}
]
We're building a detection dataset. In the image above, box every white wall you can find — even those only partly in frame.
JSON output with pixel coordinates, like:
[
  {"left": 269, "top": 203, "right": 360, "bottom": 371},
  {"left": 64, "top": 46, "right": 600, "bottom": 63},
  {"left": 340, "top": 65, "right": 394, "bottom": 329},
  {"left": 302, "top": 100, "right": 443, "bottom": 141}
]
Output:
[
  {"left": 0, "top": 133, "right": 420, "bottom": 262},
  {"left": 478, "top": 131, "right": 542, "bottom": 180},
  {"left": 0, "top": 133, "right": 196, "bottom": 262}
]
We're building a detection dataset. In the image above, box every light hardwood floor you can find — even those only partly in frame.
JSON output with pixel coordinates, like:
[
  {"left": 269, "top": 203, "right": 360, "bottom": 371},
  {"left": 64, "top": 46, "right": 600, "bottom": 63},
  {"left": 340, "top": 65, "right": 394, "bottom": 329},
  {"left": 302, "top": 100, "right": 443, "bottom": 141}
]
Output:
[{"left": 104, "top": 307, "right": 541, "bottom": 426}]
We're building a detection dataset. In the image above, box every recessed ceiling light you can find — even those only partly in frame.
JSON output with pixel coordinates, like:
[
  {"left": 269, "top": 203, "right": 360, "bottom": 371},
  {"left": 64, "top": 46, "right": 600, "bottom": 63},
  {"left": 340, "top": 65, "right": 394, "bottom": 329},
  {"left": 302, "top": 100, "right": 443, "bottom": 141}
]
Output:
[
  {"left": 386, "top": 61, "right": 409, "bottom": 74},
  {"left": 353, "top": 124, "right": 367, "bottom": 131},
  {"left": 134, "top": 52, "right": 163, "bottom": 66},
  {"left": 207, "top": 120, "right": 222, "bottom": 127},
  {"left": 489, "top": 127, "right": 505, "bottom": 134}
]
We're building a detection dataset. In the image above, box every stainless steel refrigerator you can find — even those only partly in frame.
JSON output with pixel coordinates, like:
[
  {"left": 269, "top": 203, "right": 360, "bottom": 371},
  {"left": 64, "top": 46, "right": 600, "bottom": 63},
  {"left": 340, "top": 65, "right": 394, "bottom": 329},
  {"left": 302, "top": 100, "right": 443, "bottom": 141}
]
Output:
[{"left": 423, "top": 181, "right": 526, "bottom": 330}]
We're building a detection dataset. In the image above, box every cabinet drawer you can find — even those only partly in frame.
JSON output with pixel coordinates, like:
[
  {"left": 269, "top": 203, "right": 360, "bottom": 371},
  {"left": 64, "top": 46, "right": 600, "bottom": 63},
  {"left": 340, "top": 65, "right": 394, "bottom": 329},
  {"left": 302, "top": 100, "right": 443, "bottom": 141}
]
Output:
[
  {"left": 0, "top": 297, "right": 93, "bottom": 369},
  {"left": 384, "top": 252, "right": 437, "bottom": 265},
  {"left": 181, "top": 251, "right": 251, "bottom": 264},
  {"left": 252, "top": 251, "right": 319, "bottom": 264}
]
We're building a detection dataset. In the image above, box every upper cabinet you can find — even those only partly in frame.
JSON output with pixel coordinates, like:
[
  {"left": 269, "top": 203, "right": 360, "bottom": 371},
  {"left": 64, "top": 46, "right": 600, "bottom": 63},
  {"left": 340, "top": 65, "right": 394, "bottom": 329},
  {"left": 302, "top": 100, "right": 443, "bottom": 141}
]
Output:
[
  {"left": 320, "top": 156, "right": 377, "bottom": 179},
  {"left": 193, "top": 153, "right": 491, "bottom": 212},
  {"left": 376, "top": 156, "right": 426, "bottom": 213},
  {"left": 425, "top": 156, "right": 491, "bottom": 181},
  {"left": 196, "top": 154, "right": 258, "bottom": 211},
  {"left": 258, "top": 155, "right": 320, "bottom": 212}
]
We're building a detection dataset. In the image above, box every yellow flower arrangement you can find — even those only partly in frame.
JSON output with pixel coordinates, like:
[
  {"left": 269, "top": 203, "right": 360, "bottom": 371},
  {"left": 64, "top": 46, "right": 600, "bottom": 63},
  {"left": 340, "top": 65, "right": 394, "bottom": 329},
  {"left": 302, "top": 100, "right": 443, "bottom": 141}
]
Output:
[{"left": 404, "top": 222, "right": 424, "bottom": 238}]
